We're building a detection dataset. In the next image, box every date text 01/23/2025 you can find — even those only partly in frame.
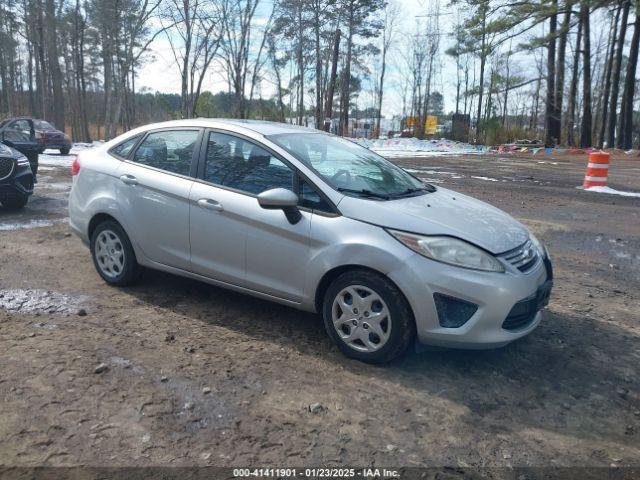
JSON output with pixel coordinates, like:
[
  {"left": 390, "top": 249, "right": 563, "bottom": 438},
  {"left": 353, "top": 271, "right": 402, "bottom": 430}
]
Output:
[{"left": 232, "top": 468, "right": 400, "bottom": 478}]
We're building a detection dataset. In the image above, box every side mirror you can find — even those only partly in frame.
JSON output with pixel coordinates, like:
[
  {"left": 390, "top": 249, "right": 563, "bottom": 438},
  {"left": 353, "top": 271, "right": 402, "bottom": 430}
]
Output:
[{"left": 257, "top": 188, "right": 302, "bottom": 225}]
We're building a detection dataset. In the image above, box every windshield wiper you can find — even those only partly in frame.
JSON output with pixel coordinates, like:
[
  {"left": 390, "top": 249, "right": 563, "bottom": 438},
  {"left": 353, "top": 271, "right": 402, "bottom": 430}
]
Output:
[
  {"left": 337, "top": 187, "right": 391, "bottom": 200},
  {"left": 389, "top": 185, "right": 436, "bottom": 197}
]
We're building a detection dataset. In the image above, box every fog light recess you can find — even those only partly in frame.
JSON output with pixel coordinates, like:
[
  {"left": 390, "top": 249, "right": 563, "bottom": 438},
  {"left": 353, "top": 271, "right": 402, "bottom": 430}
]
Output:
[{"left": 433, "top": 293, "right": 478, "bottom": 328}]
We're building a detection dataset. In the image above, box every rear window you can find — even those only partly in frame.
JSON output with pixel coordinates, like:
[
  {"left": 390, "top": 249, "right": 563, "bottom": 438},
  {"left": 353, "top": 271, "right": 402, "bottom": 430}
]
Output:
[
  {"left": 34, "top": 120, "right": 55, "bottom": 130},
  {"left": 131, "top": 130, "right": 199, "bottom": 176}
]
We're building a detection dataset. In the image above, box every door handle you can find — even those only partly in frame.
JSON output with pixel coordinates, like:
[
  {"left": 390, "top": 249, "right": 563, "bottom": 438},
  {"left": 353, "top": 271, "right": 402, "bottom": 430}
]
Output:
[
  {"left": 197, "top": 198, "right": 224, "bottom": 212},
  {"left": 120, "top": 174, "right": 138, "bottom": 186}
]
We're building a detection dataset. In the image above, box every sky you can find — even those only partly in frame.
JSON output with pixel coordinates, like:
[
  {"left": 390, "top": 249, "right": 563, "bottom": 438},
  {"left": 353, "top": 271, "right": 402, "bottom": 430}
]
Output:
[{"left": 135, "top": 0, "right": 461, "bottom": 118}]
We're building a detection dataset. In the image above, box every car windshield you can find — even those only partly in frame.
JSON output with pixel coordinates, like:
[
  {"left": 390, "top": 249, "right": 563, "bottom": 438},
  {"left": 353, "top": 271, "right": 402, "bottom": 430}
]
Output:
[
  {"left": 268, "top": 133, "right": 431, "bottom": 199},
  {"left": 34, "top": 120, "right": 55, "bottom": 130}
]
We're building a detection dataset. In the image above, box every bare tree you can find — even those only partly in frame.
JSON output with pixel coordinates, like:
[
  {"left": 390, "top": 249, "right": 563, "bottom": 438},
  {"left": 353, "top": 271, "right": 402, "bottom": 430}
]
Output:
[
  {"left": 619, "top": 4, "right": 640, "bottom": 149},
  {"left": 221, "top": 0, "right": 260, "bottom": 118},
  {"left": 607, "top": 0, "right": 630, "bottom": 147},
  {"left": 374, "top": 1, "right": 399, "bottom": 137},
  {"left": 163, "top": 0, "right": 227, "bottom": 118},
  {"left": 579, "top": 0, "right": 592, "bottom": 147}
]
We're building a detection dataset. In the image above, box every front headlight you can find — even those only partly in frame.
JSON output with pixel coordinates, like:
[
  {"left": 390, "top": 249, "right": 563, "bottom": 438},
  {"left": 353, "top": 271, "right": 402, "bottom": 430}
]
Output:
[
  {"left": 529, "top": 232, "right": 546, "bottom": 257},
  {"left": 388, "top": 230, "right": 505, "bottom": 273}
]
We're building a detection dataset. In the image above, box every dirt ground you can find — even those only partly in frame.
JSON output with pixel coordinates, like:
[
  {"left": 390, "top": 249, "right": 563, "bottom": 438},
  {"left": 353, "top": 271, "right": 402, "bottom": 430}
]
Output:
[{"left": 0, "top": 148, "right": 639, "bottom": 473}]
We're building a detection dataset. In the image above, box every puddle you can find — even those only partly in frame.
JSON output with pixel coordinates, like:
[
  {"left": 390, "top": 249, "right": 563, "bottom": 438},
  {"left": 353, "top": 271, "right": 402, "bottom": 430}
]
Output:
[
  {"left": 0, "top": 217, "right": 68, "bottom": 231},
  {"left": 0, "top": 289, "right": 88, "bottom": 315}
]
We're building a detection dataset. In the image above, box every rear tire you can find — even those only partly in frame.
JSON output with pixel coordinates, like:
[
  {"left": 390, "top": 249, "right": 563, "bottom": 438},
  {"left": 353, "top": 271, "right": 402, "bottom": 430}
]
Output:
[
  {"left": 322, "top": 269, "right": 416, "bottom": 364},
  {"left": 60, "top": 147, "right": 70, "bottom": 155},
  {"left": 1, "top": 193, "right": 29, "bottom": 210},
  {"left": 90, "top": 220, "right": 141, "bottom": 286}
]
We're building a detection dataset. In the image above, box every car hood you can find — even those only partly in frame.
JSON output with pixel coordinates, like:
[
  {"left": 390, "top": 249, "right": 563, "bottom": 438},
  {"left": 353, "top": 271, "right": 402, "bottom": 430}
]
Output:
[
  {"left": 0, "top": 142, "right": 20, "bottom": 159},
  {"left": 337, "top": 187, "right": 529, "bottom": 254}
]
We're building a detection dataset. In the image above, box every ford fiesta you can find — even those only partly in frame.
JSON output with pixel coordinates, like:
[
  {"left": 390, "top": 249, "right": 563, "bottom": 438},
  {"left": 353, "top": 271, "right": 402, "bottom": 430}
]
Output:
[{"left": 68, "top": 120, "right": 553, "bottom": 363}]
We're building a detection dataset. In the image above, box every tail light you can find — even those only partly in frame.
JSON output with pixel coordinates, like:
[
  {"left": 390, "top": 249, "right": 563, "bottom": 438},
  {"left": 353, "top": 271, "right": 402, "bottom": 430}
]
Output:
[{"left": 72, "top": 156, "right": 80, "bottom": 176}]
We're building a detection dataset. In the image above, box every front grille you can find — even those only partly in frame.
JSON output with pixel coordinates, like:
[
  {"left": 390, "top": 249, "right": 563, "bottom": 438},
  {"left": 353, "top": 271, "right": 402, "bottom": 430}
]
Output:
[
  {"left": 0, "top": 157, "right": 14, "bottom": 180},
  {"left": 500, "top": 239, "right": 539, "bottom": 272}
]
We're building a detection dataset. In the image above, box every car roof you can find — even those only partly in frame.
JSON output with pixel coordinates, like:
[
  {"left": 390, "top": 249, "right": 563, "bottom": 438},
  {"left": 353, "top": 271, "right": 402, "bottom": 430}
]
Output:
[{"left": 127, "top": 119, "right": 320, "bottom": 137}]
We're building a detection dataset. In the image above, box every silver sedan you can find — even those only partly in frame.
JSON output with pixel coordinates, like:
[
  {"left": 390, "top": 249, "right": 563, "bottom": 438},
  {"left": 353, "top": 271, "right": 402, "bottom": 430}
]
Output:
[{"left": 69, "top": 119, "right": 553, "bottom": 363}]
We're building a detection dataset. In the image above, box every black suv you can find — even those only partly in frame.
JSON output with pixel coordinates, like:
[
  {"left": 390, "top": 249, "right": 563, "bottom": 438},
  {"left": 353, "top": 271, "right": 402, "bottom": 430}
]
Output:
[
  {"left": 0, "top": 119, "right": 38, "bottom": 209},
  {"left": 0, "top": 118, "right": 40, "bottom": 176}
]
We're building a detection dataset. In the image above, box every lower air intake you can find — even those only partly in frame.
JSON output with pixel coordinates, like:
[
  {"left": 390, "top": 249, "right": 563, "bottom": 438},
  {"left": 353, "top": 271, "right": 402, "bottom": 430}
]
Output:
[{"left": 433, "top": 293, "right": 478, "bottom": 328}]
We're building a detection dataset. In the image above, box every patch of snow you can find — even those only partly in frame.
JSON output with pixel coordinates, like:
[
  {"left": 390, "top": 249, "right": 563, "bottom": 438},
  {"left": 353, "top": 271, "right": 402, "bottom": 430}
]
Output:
[
  {"left": 374, "top": 150, "right": 473, "bottom": 158},
  {"left": 0, "top": 217, "right": 68, "bottom": 231},
  {"left": 584, "top": 186, "right": 640, "bottom": 198},
  {"left": 471, "top": 176, "right": 499, "bottom": 182},
  {"left": 0, "top": 288, "right": 89, "bottom": 315},
  {"left": 42, "top": 182, "right": 71, "bottom": 191},
  {"left": 39, "top": 142, "right": 99, "bottom": 167}
]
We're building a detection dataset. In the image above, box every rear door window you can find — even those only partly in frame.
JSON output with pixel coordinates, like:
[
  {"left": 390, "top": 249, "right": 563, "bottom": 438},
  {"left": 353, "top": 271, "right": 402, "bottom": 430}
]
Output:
[
  {"left": 131, "top": 130, "right": 199, "bottom": 176},
  {"left": 109, "top": 135, "right": 142, "bottom": 159}
]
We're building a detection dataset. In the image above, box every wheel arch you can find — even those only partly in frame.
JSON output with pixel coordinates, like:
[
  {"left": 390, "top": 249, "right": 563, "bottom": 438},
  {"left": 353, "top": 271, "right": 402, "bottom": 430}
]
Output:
[
  {"left": 88, "top": 212, "right": 122, "bottom": 240},
  {"left": 314, "top": 264, "right": 413, "bottom": 319}
]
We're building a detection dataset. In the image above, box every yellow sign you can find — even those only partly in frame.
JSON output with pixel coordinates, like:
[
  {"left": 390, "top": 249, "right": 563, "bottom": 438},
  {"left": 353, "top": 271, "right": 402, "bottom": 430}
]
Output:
[
  {"left": 426, "top": 116, "right": 437, "bottom": 134},
  {"left": 404, "top": 116, "right": 438, "bottom": 133},
  {"left": 405, "top": 116, "right": 418, "bottom": 127}
]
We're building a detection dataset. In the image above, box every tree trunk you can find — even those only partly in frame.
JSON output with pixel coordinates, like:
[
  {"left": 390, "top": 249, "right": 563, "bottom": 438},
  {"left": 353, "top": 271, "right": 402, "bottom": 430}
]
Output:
[
  {"left": 598, "top": 4, "right": 621, "bottom": 147},
  {"left": 297, "top": 5, "right": 304, "bottom": 125},
  {"left": 475, "top": 2, "right": 488, "bottom": 143},
  {"left": 313, "top": 3, "right": 323, "bottom": 130},
  {"left": 376, "top": 40, "right": 388, "bottom": 138},
  {"left": 45, "top": 0, "right": 64, "bottom": 130},
  {"left": 36, "top": 2, "right": 48, "bottom": 119},
  {"left": 545, "top": 0, "right": 557, "bottom": 147},
  {"left": 339, "top": 13, "right": 354, "bottom": 136},
  {"left": 619, "top": 10, "right": 640, "bottom": 149},
  {"left": 607, "top": 0, "right": 630, "bottom": 147},
  {"left": 567, "top": 11, "right": 582, "bottom": 146},
  {"left": 553, "top": 1, "right": 571, "bottom": 144},
  {"left": 580, "top": 1, "right": 592, "bottom": 148},
  {"left": 324, "top": 28, "right": 340, "bottom": 131}
]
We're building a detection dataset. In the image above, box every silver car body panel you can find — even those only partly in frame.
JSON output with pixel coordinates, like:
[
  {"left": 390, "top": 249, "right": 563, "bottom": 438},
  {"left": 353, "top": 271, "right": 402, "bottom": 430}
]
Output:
[
  {"left": 337, "top": 188, "right": 529, "bottom": 254},
  {"left": 69, "top": 119, "right": 551, "bottom": 349}
]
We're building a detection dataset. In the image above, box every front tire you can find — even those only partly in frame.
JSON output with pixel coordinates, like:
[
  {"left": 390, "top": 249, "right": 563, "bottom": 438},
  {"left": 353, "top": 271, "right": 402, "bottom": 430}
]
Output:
[
  {"left": 26, "top": 152, "right": 38, "bottom": 179},
  {"left": 322, "top": 269, "right": 416, "bottom": 364},
  {"left": 60, "top": 147, "right": 70, "bottom": 155},
  {"left": 1, "top": 193, "right": 29, "bottom": 210},
  {"left": 90, "top": 220, "right": 140, "bottom": 286}
]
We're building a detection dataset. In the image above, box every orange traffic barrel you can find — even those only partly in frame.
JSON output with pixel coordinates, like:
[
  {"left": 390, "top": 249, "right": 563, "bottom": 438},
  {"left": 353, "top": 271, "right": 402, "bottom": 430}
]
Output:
[{"left": 583, "top": 151, "right": 610, "bottom": 187}]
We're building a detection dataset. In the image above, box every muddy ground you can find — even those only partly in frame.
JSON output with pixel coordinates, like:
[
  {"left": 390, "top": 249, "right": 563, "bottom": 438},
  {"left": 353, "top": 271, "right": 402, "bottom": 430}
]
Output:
[{"left": 0, "top": 148, "right": 639, "bottom": 472}]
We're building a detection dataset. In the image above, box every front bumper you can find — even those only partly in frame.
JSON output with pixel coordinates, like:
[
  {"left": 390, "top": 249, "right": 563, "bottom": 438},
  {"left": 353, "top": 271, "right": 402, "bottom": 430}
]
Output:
[
  {"left": 388, "top": 251, "right": 553, "bottom": 349},
  {"left": 0, "top": 162, "right": 34, "bottom": 198}
]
